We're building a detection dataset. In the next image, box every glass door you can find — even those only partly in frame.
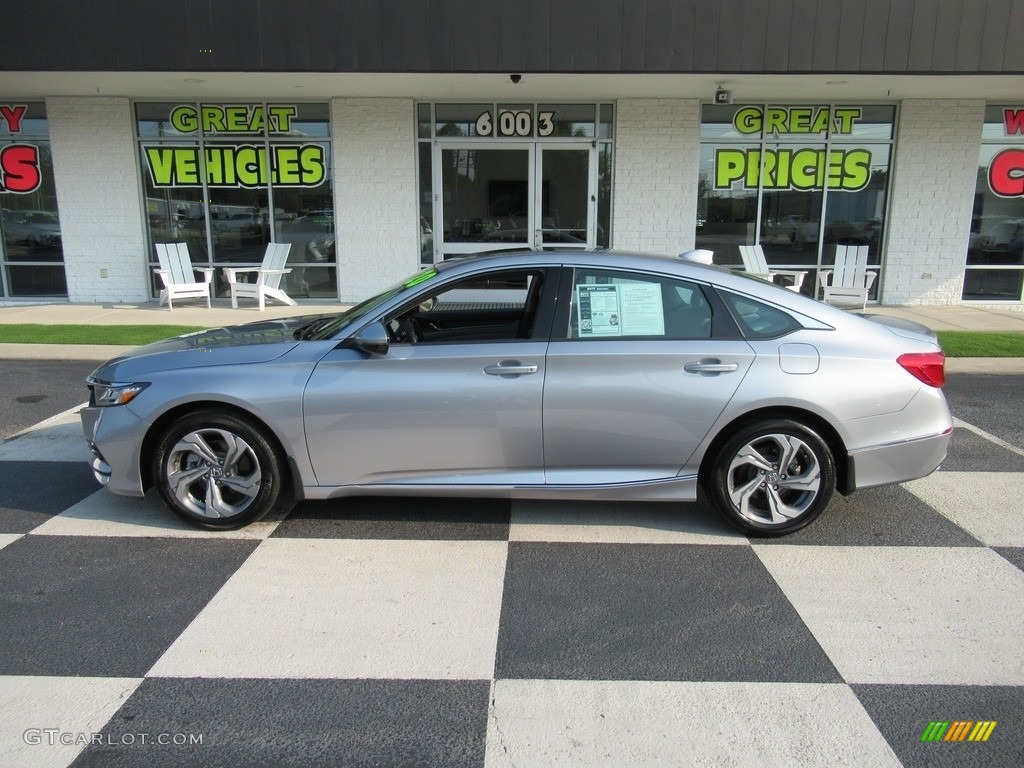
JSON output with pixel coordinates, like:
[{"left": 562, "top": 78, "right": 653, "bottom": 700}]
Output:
[
  {"left": 433, "top": 142, "right": 598, "bottom": 260},
  {"left": 537, "top": 144, "right": 596, "bottom": 249},
  {"left": 434, "top": 145, "right": 533, "bottom": 259}
]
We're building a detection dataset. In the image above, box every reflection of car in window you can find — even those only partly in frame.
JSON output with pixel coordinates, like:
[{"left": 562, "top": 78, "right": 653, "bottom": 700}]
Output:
[
  {"left": 211, "top": 212, "right": 261, "bottom": 234},
  {"left": 279, "top": 212, "right": 335, "bottom": 262},
  {"left": 478, "top": 229, "right": 586, "bottom": 245},
  {"left": 968, "top": 218, "right": 1024, "bottom": 264},
  {"left": 2, "top": 209, "right": 62, "bottom": 250},
  {"left": 471, "top": 230, "right": 585, "bottom": 247},
  {"left": 782, "top": 215, "right": 819, "bottom": 245}
]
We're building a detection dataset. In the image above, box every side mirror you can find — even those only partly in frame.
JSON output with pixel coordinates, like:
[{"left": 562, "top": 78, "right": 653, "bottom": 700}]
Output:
[{"left": 349, "top": 322, "right": 390, "bottom": 356}]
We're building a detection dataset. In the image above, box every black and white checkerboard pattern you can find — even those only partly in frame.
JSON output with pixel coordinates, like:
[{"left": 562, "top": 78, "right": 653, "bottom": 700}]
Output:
[{"left": 1, "top": 407, "right": 1022, "bottom": 767}]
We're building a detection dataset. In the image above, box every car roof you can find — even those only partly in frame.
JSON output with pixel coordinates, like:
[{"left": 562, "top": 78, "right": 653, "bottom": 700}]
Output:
[{"left": 439, "top": 248, "right": 696, "bottom": 272}]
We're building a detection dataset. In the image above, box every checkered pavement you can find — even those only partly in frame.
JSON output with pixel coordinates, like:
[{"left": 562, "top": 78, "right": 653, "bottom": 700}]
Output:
[{"left": 0, "top": 406, "right": 1022, "bottom": 767}]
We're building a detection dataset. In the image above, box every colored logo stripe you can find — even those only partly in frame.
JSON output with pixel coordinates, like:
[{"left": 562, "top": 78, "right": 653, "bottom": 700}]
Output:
[
  {"left": 945, "top": 721, "right": 974, "bottom": 741},
  {"left": 968, "top": 721, "right": 997, "bottom": 742},
  {"left": 921, "top": 721, "right": 997, "bottom": 742}
]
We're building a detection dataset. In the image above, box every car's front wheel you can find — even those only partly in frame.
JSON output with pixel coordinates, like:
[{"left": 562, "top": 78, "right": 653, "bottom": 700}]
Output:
[
  {"left": 152, "top": 410, "right": 284, "bottom": 529},
  {"left": 706, "top": 418, "right": 835, "bottom": 537}
]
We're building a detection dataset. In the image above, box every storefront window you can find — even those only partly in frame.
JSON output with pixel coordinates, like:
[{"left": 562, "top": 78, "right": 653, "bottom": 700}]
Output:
[
  {"left": 0, "top": 102, "right": 67, "bottom": 297},
  {"left": 697, "top": 104, "right": 894, "bottom": 299},
  {"left": 135, "top": 102, "right": 335, "bottom": 299},
  {"left": 435, "top": 104, "right": 490, "bottom": 138},
  {"left": 964, "top": 106, "right": 1024, "bottom": 301},
  {"left": 538, "top": 103, "right": 597, "bottom": 138}
]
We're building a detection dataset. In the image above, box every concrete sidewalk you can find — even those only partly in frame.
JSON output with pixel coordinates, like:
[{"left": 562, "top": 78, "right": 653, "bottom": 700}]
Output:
[
  {"left": 0, "top": 299, "right": 1022, "bottom": 371},
  {"left": 2, "top": 298, "right": 1023, "bottom": 330},
  {"left": 0, "top": 299, "right": 342, "bottom": 327}
]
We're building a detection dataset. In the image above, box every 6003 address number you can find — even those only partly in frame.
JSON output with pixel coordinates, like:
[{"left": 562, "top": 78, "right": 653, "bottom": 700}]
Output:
[{"left": 476, "top": 110, "right": 556, "bottom": 137}]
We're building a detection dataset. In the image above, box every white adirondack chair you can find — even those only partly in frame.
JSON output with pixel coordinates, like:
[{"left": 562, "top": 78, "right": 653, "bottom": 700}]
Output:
[
  {"left": 821, "top": 245, "right": 876, "bottom": 309},
  {"left": 222, "top": 243, "right": 297, "bottom": 310},
  {"left": 154, "top": 242, "right": 214, "bottom": 311},
  {"left": 738, "top": 245, "right": 807, "bottom": 292}
]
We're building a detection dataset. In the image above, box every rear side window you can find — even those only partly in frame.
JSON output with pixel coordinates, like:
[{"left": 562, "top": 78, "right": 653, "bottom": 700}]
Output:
[
  {"left": 566, "top": 269, "right": 712, "bottom": 340},
  {"left": 719, "top": 292, "right": 801, "bottom": 339}
]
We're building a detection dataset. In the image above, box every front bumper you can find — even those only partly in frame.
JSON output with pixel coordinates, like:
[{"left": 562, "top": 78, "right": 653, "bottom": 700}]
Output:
[{"left": 80, "top": 405, "right": 148, "bottom": 497}]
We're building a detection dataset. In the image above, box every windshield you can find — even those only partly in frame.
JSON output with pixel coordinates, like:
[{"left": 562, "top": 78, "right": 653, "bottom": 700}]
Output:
[{"left": 306, "top": 267, "right": 442, "bottom": 340}]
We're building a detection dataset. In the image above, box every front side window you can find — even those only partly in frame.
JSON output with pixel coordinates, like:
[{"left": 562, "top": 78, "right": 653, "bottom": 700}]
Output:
[
  {"left": 0, "top": 102, "right": 66, "bottom": 297},
  {"left": 566, "top": 269, "right": 712, "bottom": 340},
  {"left": 697, "top": 104, "right": 894, "bottom": 302},
  {"left": 386, "top": 269, "right": 547, "bottom": 344},
  {"left": 136, "top": 102, "right": 335, "bottom": 299},
  {"left": 964, "top": 106, "right": 1024, "bottom": 301}
]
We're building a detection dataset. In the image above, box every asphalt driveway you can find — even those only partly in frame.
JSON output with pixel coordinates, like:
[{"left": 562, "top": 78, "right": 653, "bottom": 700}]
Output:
[{"left": 0, "top": 361, "right": 1021, "bottom": 767}]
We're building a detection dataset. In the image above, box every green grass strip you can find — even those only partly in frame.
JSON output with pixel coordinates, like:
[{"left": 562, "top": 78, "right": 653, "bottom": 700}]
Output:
[
  {"left": 0, "top": 324, "right": 205, "bottom": 346},
  {"left": 935, "top": 331, "right": 1024, "bottom": 358}
]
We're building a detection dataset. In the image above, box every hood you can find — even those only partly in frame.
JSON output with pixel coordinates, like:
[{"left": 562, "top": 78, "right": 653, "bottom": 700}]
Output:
[{"left": 90, "top": 313, "right": 337, "bottom": 381}]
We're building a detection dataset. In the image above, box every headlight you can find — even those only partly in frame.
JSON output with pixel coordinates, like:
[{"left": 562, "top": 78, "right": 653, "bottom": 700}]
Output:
[{"left": 88, "top": 378, "right": 150, "bottom": 407}]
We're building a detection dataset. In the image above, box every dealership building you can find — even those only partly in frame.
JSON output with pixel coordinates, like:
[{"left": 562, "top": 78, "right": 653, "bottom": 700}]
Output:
[{"left": 0, "top": 0, "right": 1023, "bottom": 307}]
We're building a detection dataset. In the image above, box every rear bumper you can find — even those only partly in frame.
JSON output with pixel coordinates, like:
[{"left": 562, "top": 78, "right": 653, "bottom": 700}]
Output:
[{"left": 847, "top": 428, "right": 952, "bottom": 492}]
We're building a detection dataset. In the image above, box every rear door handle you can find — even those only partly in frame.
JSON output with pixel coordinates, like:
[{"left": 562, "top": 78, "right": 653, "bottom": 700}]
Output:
[
  {"left": 683, "top": 360, "right": 739, "bottom": 374},
  {"left": 484, "top": 361, "right": 539, "bottom": 377}
]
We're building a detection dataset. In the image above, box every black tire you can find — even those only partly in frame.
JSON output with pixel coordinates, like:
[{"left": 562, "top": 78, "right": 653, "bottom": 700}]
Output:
[
  {"left": 705, "top": 418, "right": 835, "bottom": 537},
  {"left": 152, "top": 409, "right": 284, "bottom": 530}
]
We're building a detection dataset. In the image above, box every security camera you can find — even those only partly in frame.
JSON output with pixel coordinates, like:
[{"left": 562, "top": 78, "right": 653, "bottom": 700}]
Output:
[
  {"left": 510, "top": 74, "right": 522, "bottom": 84},
  {"left": 714, "top": 87, "right": 732, "bottom": 105}
]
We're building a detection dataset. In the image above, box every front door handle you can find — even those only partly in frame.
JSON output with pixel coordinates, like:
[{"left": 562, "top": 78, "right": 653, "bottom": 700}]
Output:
[
  {"left": 683, "top": 360, "right": 739, "bottom": 374},
  {"left": 484, "top": 361, "right": 539, "bottom": 377}
]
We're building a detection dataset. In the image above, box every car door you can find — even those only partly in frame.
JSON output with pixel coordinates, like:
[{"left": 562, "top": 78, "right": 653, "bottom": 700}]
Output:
[
  {"left": 303, "top": 267, "right": 556, "bottom": 487},
  {"left": 543, "top": 266, "right": 756, "bottom": 484}
]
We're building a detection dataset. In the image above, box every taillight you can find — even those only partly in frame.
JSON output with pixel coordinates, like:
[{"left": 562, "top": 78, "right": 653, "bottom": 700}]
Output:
[{"left": 897, "top": 352, "right": 946, "bottom": 387}]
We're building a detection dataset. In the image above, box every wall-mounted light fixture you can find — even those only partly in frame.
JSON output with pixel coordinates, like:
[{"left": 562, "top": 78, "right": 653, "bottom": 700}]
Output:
[{"left": 713, "top": 84, "right": 732, "bottom": 104}]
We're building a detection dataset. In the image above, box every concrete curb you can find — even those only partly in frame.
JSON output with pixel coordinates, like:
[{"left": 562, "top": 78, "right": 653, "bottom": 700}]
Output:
[
  {"left": 945, "top": 357, "right": 1024, "bottom": 374},
  {"left": 0, "top": 344, "right": 136, "bottom": 361}
]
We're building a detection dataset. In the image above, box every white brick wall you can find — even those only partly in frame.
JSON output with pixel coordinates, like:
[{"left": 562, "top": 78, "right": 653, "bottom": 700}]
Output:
[
  {"left": 881, "top": 99, "right": 984, "bottom": 305},
  {"left": 47, "top": 97, "right": 148, "bottom": 302},
  {"left": 33, "top": 95, "right": 1007, "bottom": 308},
  {"left": 612, "top": 99, "right": 701, "bottom": 256},
  {"left": 332, "top": 98, "right": 419, "bottom": 302}
]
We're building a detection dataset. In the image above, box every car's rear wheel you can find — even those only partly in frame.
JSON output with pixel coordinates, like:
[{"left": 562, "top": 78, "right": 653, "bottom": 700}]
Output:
[
  {"left": 706, "top": 419, "right": 835, "bottom": 537},
  {"left": 152, "top": 410, "right": 284, "bottom": 530}
]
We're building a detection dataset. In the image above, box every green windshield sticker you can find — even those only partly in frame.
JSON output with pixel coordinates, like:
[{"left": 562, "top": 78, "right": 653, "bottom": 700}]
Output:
[{"left": 404, "top": 269, "right": 437, "bottom": 288}]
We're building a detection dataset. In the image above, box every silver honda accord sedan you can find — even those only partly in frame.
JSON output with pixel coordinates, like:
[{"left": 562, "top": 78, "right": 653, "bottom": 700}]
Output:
[{"left": 81, "top": 250, "right": 952, "bottom": 536}]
